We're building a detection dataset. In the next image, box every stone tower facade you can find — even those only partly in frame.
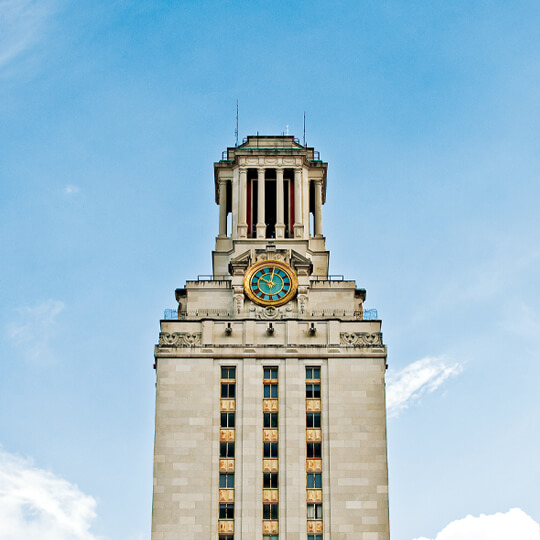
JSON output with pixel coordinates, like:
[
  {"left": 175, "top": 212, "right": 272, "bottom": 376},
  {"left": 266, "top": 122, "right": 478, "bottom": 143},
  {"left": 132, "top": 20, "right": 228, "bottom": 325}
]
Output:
[{"left": 152, "top": 135, "right": 390, "bottom": 540}]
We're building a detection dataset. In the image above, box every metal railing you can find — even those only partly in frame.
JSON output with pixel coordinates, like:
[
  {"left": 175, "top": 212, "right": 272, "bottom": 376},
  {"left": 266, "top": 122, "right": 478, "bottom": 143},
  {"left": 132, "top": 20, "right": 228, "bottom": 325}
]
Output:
[
  {"left": 221, "top": 147, "right": 320, "bottom": 161},
  {"left": 363, "top": 309, "right": 378, "bottom": 320},
  {"left": 310, "top": 275, "right": 345, "bottom": 281},
  {"left": 164, "top": 309, "right": 179, "bottom": 320}
]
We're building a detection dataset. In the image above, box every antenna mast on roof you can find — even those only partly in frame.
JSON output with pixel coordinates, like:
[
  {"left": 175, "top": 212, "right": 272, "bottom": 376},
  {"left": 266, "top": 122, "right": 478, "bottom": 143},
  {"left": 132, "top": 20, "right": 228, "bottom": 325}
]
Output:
[
  {"left": 235, "top": 100, "right": 239, "bottom": 147},
  {"left": 303, "top": 111, "right": 306, "bottom": 146}
]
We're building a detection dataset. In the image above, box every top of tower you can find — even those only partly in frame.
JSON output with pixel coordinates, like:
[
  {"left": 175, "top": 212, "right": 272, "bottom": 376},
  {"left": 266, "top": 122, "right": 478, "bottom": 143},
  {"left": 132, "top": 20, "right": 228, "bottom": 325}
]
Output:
[
  {"left": 222, "top": 135, "right": 321, "bottom": 161},
  {"left": 215, "top": 135, "right": 327, "bottom": 203}
]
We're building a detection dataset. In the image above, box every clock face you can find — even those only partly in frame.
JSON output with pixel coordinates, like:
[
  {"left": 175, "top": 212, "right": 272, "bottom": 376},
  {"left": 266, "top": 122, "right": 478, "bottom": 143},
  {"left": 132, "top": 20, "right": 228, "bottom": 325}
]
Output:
[{"left": 244, "top": 260, "right": 298, "bottom": 307}]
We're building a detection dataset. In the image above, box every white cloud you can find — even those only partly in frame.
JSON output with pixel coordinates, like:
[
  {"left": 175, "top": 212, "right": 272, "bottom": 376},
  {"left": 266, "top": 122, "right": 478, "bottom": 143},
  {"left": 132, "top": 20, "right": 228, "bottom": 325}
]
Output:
[
  {"left": 413, "top": 508, "right": 540, "bottom": 540},
  {"left": 0, "top": 0, "right": 57, "bottom": 71},
  {"left": 386, "top": 356, "right": 462, "bottom": 418},
  {"left": 64, "top": 185, "right": 79, "bottom": 195},
  {"left": 6, "top": 299, "right": 65, "bottom": 363},
  {"left": 0, "top": 446, "right": 100, "bottom": 540}
]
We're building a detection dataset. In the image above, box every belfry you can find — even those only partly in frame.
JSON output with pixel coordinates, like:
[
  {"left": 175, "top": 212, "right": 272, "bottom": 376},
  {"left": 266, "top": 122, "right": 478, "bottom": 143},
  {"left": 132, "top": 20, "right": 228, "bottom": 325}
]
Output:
[{"left": 152, "top": 135, "right": 390, "bottom": 540}]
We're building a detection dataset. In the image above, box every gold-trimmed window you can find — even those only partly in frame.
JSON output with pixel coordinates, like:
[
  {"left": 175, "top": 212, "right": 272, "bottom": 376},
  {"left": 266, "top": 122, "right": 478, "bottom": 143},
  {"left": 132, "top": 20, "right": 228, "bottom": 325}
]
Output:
[
  {"left": 264, "top": 412, "right": 278, "bottom": 428},
  {"left": 220, "top": 412, "right": 235, "bottom": 428},
  {"left": 221, "top": 366, "right": 236, "bottom": 380},
  {"left": 219, "top": 472, "right": 234, "bottom": 489},
  {"left": 264, "top": 383, "right": 278, "bottom": 398},
  {"left": 306, "top": 413, "right": 321, "bottom": 428}
]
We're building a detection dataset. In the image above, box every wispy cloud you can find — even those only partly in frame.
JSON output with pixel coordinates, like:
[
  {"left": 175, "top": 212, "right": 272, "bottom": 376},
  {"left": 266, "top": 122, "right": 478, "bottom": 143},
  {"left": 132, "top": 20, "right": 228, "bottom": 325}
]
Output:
[
  {"left": 0, "top": 446, "right": 100, "bottom": 540},
  {"left": 413, "top": 508, "right": 540, "bottom": 540},
  {"left": 386, "top": 356, "right": 462, "bottom": 418},
  {"left": 0, "top": 0, "right": 57, "bottom": 71},
  {"left": 6, "top": 299, "right": 65, "bottom": 363},
  {"left": 64, "top": 184, "right": 79, "bottom": 195}
]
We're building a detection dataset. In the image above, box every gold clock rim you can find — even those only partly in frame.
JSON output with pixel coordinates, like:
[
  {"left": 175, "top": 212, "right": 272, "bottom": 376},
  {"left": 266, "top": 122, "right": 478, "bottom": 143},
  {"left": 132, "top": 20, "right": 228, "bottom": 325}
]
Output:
[{"left": 244, "top": 260, "right": 298, "bottom": 307}]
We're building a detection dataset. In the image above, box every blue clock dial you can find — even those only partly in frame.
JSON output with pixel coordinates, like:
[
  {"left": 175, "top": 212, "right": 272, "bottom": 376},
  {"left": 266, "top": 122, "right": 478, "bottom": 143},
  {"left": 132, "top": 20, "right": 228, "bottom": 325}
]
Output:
[{"left": 244, "top": 261, "right": 297, "bottom": 306}]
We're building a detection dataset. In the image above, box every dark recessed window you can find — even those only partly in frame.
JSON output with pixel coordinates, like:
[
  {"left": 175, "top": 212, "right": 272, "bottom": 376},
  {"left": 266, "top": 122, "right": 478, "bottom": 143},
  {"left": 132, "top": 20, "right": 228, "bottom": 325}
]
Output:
[
  {"left": 307, "top": 442, "right": 321, "bottom": 458},
  {"left": 264, "top": 367, "right": 278, "bottom": 380},
  {"left": 306, "top": 367, "right": 321, "bottom": 380},
  {"left": 307, "top": 473, "right": 322, "bottom": 489},
  {"left": 263, "top": 472, "right": 278, "bottom": 489},
  {"left": 263, "top": 442, "right": 278, "bottom": 458},
  {"left": 221, "top": 366, "right": 236, "bottom": 380},
  {"left": 306, "top": 383, "right": 320, "bottom": 399},
  {"left": 221, "top": 412, "right": 235, "bottom": 428},
  {"left": 219, "top": 473, "right": 234, "bottom": 489},
  {"left": 263, "top": 503, "right": 279, "bottom": 520},
  {"left": 219, "top": 503, "right": 234, "bottom": 519},
  {"left": 308, "top": 535, "right": 323, "bottom": 540},
  {"left": 264, "top": 384, "right": 278, "bottom": 399},
  {"left": 264, "top": 412, "right": 278, "bottom": 428},
  {"left": 220, "top": 442, "right": 235, "bottom": 458},
  {"left": 306, "top": 413, "right": 321, "bottom": 428},
  {"left": 221, "top": 383, "right": 236, "bottom": 399}
]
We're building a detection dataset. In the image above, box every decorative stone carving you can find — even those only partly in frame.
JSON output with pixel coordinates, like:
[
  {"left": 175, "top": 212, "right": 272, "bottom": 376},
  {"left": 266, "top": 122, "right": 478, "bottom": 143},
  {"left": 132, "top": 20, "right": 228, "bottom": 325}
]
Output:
[
  {"left": 297, "top": 285, "right": 309, "bottom": 314},
  {"left": 233, "top": 286, "right": 244, "bottom": 314},
  {"left": 255, "top": 244, "right": 288, "bottom": 264},
  {"left": 340, "top": 332, "right": 383, "bottom": 346},
  {"left": 159, "top": 332, "right": 202, "bottom": 347},
  {"left": 257, "top": 306, "right": 280, "bottom": 320}
]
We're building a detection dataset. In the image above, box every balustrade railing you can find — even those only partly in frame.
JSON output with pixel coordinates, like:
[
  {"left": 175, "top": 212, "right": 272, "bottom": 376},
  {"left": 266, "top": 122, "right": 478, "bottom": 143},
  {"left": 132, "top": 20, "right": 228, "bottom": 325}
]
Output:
[{"left": 163, "top": 307, "right": 378, "bottom": 320}]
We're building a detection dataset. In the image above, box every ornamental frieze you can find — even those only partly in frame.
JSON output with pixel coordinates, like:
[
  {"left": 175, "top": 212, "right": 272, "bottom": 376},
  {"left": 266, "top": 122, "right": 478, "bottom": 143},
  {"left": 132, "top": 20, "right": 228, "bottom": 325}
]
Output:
[
  {"left": 340, "top": 332, "right": 383, "bottom": 346},
  {"left": 158, "top": 332, "right": 202, "bottom": 347}
]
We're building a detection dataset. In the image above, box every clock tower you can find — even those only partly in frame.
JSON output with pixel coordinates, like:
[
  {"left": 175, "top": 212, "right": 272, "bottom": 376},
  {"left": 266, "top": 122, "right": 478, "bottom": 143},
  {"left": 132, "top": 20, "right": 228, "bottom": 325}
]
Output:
[{"left": 152, "top": 136, "right": 390, "bottom": 540}]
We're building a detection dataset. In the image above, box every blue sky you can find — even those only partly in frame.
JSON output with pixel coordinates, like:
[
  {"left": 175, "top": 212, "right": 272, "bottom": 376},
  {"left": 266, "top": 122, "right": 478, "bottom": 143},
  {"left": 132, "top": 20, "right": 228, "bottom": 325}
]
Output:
[{"left": 1, "top": 1, "right": 539, "bottom": 539}]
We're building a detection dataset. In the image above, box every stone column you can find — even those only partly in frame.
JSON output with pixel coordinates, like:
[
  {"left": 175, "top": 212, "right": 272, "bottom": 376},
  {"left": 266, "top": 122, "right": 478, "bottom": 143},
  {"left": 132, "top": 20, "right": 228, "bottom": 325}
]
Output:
[
  {"left": 256, "top": 167, "right": 266, "bottom": 238},
  {"left": 275, "top": 168, "right": 285, "bottom": 239},
  {"left": 238, "top": 168, "right": 248, "bottom": 238},
  {"left": 313, "top": 179, "right": 323, "bottom": 237},
  {"left": 293, "top": 168, "right": 303, "bottom": 238},
  {"left": 218, "top": 179, "right": 227, "bottom": 237}
]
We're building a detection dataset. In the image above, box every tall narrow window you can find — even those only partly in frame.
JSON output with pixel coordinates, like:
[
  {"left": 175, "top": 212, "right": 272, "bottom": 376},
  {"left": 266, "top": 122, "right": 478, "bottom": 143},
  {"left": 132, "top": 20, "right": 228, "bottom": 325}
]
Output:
[
  {"left": 263, "top": 365, "right": 279, "bottom": 537},
  {"left": 219, "top": 365, "right": 235, "bottom": 536},
  {"left": 264, "top": 384, "right": 278, "bottom": 398},
  {"left": 284, "top": 169, "right": 294, "bottom": 237},
  {"left": 265, "top": 170, "right": 276, "bottom": 238},
  {"left": 306, "top": 383, "right": 320, "bottom": 399},
  {"left": 263, "top": 473, "right": 279, "bottom": 488},
  {"left": 221, "top": 383, "right": 236, "bottom": 399},
  {"left": 309, "top": 180, "right": 315, "bottom": 237},
  {"left": 306, "top": 366, "right": 323, "bottom": 538},
  {"left": 263, "top": 442, "right": 278, "bottom": 458},
  {"left": 220, "top": 473, "right": 235, "bottom": 489},
  {"left": 221, "top": 412, "right": 235, "bottom": 428},
  {"left": 307, "top": 504, "right": 323, "bottom": 519},
  {"left": 264, "top": 413, "right": 278, "bottom": 428},
  {"left": 247, "top": 169, "right": 258, "bottom": 238}
]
